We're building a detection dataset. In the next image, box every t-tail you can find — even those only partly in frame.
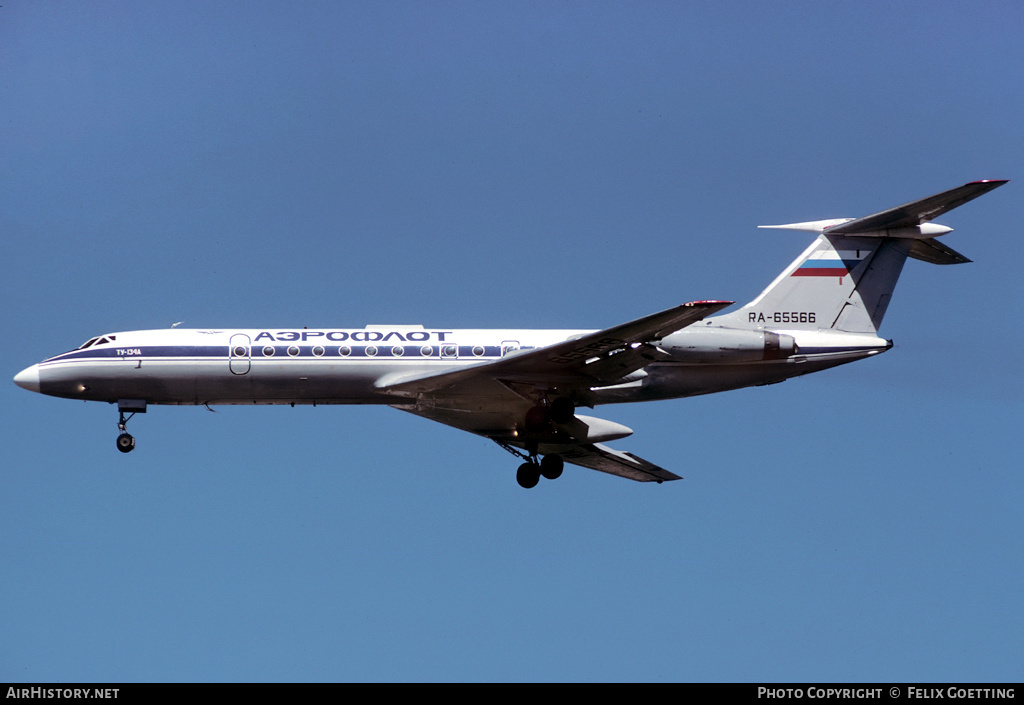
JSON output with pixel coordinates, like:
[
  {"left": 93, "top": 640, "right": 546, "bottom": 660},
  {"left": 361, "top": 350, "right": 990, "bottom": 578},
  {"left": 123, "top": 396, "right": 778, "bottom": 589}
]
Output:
[{"left": 712, "top": 180, "right": 1008, "bottom": 337}]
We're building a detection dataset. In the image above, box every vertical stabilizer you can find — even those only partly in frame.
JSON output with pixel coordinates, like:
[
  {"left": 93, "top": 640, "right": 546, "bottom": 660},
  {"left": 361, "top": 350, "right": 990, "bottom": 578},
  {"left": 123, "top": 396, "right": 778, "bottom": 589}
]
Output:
[{"left": 715, "top": 233, "right": 911, "bottom": 333}]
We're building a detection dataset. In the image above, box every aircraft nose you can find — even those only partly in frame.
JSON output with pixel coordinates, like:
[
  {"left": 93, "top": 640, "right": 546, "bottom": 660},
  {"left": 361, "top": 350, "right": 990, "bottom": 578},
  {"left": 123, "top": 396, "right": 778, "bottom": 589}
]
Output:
[{"left": 14, "top": 364, "right": 41, "bottom": 393}]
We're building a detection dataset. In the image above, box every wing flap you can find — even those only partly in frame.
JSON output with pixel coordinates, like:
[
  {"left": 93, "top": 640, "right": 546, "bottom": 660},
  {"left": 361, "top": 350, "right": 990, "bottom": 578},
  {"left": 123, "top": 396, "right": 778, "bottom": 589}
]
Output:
[{"left": 557, "top": 443, "right": 681, "bottom": 483}]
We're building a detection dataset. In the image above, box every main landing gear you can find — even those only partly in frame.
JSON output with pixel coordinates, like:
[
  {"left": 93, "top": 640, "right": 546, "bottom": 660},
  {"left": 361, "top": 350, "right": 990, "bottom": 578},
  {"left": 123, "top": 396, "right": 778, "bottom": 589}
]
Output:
[
  {"left": 115, "top": 399, "right": 147, "bottom": 453},
  {"left": 506, "top": 395, "right": 576, "bottom": 488},
  {"left": 500, "top": 442, "right": 566, "bottom": 489},
  {"left": 515, "top": 454, "right": 565, "bottom": 489}
]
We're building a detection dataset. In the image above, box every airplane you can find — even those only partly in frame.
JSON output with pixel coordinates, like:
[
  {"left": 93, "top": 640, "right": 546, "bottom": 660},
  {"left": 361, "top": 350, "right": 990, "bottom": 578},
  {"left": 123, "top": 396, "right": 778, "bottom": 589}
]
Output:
[{"left": 13, "top": 180, "right": 1007, "bottom": 488}]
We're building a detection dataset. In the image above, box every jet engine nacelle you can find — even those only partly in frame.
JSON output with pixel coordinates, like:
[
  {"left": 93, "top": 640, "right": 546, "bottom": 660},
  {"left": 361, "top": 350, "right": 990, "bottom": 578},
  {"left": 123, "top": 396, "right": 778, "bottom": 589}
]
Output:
[{"left": 659, "top": 327, "right": 797, "bottom": 362}]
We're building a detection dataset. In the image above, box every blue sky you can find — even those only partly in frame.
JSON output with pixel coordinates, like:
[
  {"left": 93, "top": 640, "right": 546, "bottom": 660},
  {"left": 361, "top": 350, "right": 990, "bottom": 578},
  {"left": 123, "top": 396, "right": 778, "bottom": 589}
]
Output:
[{"left": 2, "top": 1, "right": 1021, "bottom": 682}]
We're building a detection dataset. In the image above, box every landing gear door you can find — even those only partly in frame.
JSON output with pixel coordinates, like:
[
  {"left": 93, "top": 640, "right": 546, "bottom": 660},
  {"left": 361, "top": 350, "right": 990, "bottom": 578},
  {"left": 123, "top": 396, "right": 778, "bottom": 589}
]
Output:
[{"left": 229, "top": 334, "right": 251, "bottom": 375}]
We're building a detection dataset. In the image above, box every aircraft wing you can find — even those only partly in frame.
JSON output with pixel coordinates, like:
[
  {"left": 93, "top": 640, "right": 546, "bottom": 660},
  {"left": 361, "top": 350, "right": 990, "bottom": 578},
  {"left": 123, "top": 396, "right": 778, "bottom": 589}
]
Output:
[
  {"left": 556, "top": 443, "right": 681, "bottom": 482},
  {"left": 825, "top": 180, "right": 1008, "bottom": 234},
  {"left": 376, "top": 300, "right": 732, "bottom": 397},
  {"left": 379, "top": 302, "right": 729, "bottom": 483},
  {"left": 391, "top": 402, "right": 682, "bottom": 483}
]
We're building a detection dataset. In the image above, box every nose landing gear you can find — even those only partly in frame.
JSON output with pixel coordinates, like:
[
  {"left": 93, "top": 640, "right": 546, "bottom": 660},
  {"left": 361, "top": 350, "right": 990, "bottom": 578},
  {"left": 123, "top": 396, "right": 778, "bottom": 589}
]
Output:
[{"left": 115, "top": 399, "right": 147, "bottom": 453}]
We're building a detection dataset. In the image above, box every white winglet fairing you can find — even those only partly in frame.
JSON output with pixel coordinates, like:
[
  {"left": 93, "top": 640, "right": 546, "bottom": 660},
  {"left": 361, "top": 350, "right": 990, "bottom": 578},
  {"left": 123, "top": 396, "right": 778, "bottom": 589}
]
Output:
[
  {"left": 12, "top": 180, "right": 1008, "bottom": 488},
  {"left": 759, "top": 219, "right": 855, "bottom": 233}
]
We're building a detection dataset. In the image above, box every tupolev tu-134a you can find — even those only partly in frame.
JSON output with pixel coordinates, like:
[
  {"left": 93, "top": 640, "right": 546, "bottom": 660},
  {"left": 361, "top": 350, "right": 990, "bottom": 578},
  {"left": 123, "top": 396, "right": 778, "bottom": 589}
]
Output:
[{"left": 14, "top": 180, "right": 1007, "bottom": 488}]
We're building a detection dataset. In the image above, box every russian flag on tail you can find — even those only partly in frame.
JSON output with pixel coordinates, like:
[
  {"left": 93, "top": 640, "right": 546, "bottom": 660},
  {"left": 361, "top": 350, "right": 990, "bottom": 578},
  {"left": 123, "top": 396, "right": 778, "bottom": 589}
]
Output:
[{"left": 792, "top": 250, "right": 867, "bottom": 277}]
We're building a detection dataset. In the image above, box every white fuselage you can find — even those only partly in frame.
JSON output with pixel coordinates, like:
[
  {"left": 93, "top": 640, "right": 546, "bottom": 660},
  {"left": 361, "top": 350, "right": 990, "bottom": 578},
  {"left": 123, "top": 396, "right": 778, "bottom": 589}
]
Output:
[{"left": 16, "top": 321, "right": 891, "bottom": 408}]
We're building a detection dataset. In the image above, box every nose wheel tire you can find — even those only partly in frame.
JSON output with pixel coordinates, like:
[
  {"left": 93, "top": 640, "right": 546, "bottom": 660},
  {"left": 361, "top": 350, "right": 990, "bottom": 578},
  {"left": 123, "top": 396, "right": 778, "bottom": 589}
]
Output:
[{"left": 116, "top": 433, "right": 135, "bottom": 453}]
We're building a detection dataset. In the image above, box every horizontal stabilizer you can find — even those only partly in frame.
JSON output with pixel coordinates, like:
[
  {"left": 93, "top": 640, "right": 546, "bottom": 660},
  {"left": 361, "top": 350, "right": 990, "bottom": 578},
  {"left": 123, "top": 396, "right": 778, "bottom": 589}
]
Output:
[
  {"left": 908, "top": 237, "right": 972, "bottom": 265},
  {"left": 825, "top": 180, "right": 1007, "bottom": 234},
  {"left": 759, "top": 181, "right": 1008, "bottom": 238}
]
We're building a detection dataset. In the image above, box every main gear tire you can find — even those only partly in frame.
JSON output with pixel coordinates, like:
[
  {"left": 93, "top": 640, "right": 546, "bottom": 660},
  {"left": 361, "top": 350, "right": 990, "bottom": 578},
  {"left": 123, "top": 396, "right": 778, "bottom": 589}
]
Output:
[
  {"left": 540, "top": 454, "right": 564, "bottom": 480},
  {"left": 516, "top": 462, "right": 540, "bottom": 489}
]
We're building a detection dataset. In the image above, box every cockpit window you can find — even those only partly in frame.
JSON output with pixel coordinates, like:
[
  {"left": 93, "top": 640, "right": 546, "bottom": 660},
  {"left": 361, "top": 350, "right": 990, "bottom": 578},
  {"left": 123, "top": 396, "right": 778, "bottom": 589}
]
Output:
[{"left": 78, "top": 334, "right": 117, "bottom": 350}]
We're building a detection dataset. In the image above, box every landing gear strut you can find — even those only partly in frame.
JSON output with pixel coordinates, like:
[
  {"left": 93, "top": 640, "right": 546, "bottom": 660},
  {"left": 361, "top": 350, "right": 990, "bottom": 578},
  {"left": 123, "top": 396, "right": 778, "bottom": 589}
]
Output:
[{"left": 115, "top": 399, "right": 146, "bottom": 453}]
